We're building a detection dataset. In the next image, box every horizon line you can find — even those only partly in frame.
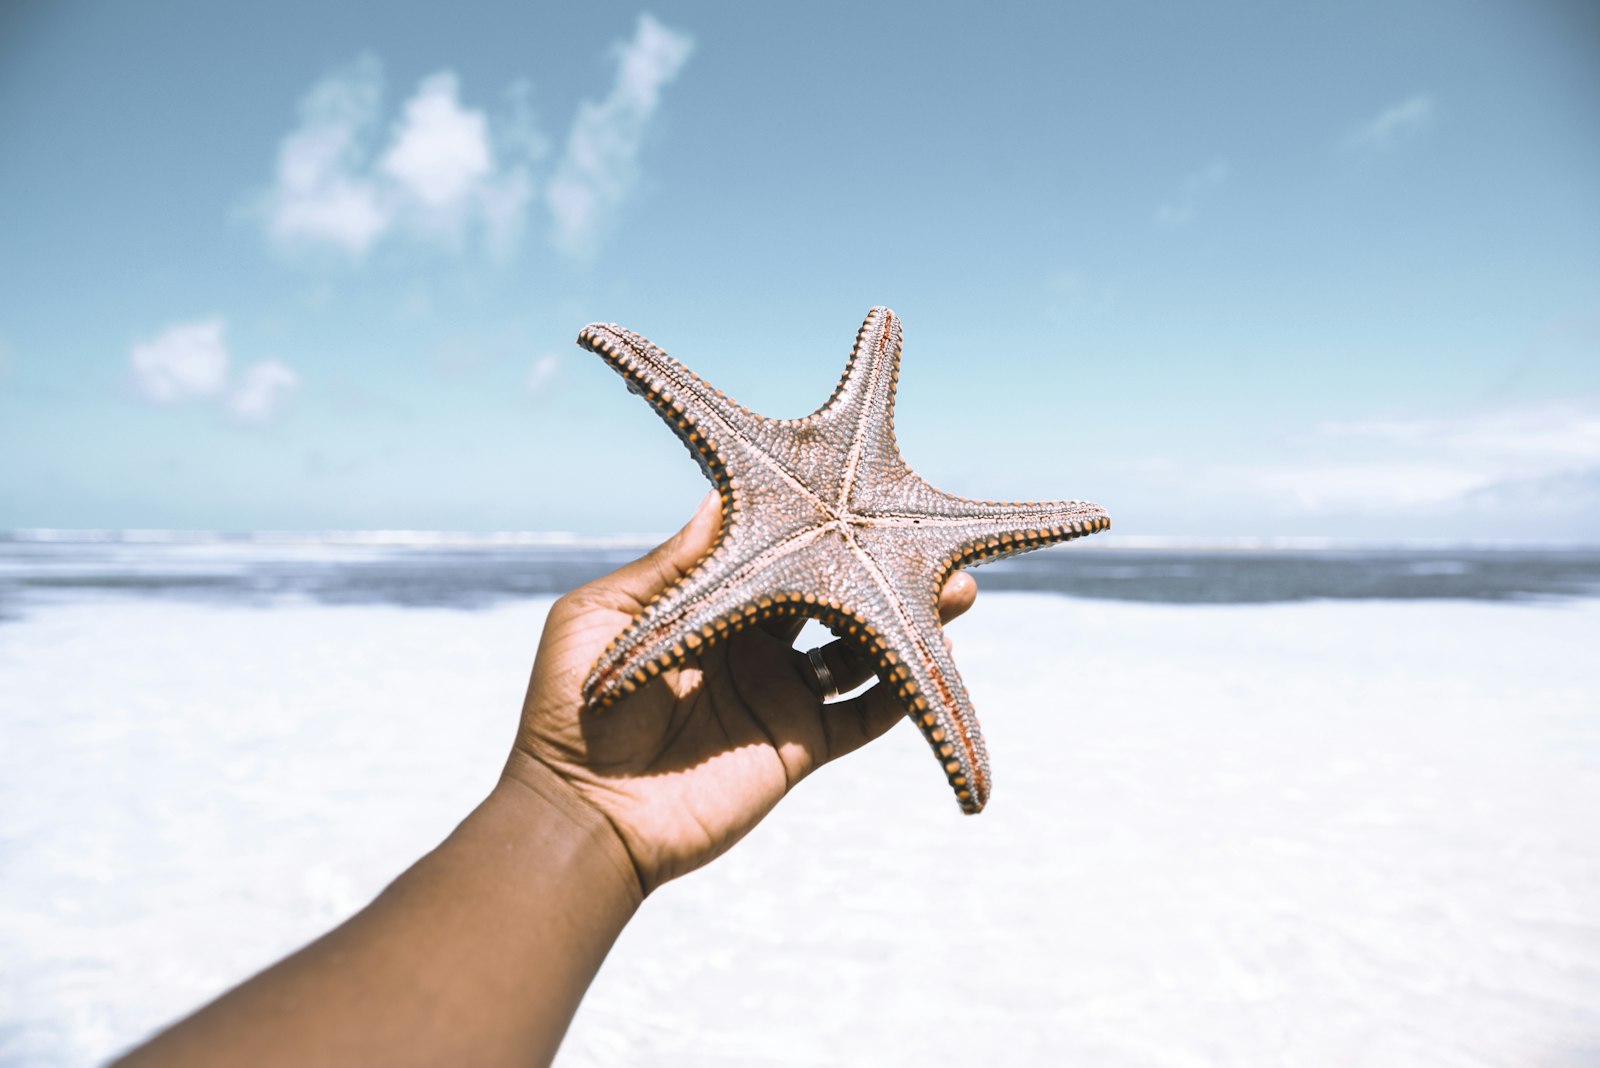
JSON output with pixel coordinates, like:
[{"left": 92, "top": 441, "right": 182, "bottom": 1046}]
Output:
[{"left": 4, "top": 529, "right": 1598, "bottom": 553}]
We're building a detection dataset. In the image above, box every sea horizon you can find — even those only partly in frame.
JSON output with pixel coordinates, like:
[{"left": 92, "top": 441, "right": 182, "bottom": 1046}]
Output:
[
  {"left": 5, "top": 527, "right": 1599, "bottom": 552},
  {"left": 4, "top": 533, "right": 1599, "bottom": 611}
]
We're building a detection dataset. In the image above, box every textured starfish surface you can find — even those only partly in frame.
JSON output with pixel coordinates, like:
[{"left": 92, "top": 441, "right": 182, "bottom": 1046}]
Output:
[{"left": 577, "top": 307, "right": 1109, "bottom": 813}]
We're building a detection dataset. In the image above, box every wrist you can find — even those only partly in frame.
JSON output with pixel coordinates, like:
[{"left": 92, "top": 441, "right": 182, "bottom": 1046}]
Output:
[{"left": 495, "top": 749, "right": 646, "bottom": 908}]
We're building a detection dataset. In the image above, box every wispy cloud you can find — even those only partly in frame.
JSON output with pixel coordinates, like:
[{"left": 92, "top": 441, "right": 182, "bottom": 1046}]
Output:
[
  {"left": 1154, "top": 158, "right": 1230, "bottom": 227},
  {"left": 262, "top": 59, "right": 536, "bottom": 260},
  {"left": 129, "top": 319, "right": 300, "bottom": 425},
  {"left": 1113, "top": 401, "right": 1600, "bottom": 538},
  {"left": 229, "top": 359, "right": 302, "bottom": 424},
  {"left": 259, "top": 15, "right": 692, "bottom": 263},
  {"left": 1320, "top": 407, "right": 1600, "bottom": 467},
  {"left": 1247, "top": 459, "right": 1491, "bottom": 511},
  {"left": 525, "top": 353, "right": 560, "bottom": 399},
  {"left": 1045, "top": 269, "right": 1116, "bottom": 313},
  {"left": 264, "top": 57, "right": 390, "bottom": 256},
  {"left": 547, "top": 14, "right": 694, "bottom": 257},
  {"left": 1252, "top": 403, "right": 1600, "bottom": 513},
  {"left": 1344, "top": 94, "right": 1435, "bottom": 153}
]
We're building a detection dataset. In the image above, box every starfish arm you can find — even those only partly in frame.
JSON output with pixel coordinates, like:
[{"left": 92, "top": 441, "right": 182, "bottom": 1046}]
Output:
[
  {"left": 846, "top": 500, "right": 1106, "bottom": 814},
  {"left": 942, "top": 502, "right": 1110, "bottom": 569},
  {"left": 799, "top": 307, "right": 918, "bottom": 509},
  {"left": 583, "top": 525, "right": 849, "bottom": 708},
  {"left": 577, "top": 323, "right": 777, "bottom": 495},
  {"left": 581, "top": 323, "right": 849, "bottom": 519},
  {"left": 856, "top": 481, "right": 1111, "bottom": 569},
  {"left": 847, "top": 591, "right": 993, "bottom": 813},
  {"left": 807, "top": 306, "right": 902, "bottom": 424}
]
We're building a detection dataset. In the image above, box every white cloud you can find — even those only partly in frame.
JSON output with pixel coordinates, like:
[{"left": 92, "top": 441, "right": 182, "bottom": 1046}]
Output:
[
  {"left": 1345, "top": 94, "right": 1435, "bottom": 152},
  {"left": 229, "top": 360, "right": 302, "bottom": 424},
  {"left": 266, "top": 56, "right": 389, "bottom": 256},
  {"left": 379, "top": 73, "right": 493, "bottom": 209},
  {"left": 1155, "top": 158, "right": 1230, "bottom": 227},
  {"left": 547, "top": 14, "right": 694, "bottom": 256},
  {"left": 1320, "top": 406, "right": 1600, "bottom": 466},
  {"left": 262, "top": 61, "right": 538, "bottom": 259},
  {"left": 1460, "top": 467, "right": 1600, "bottom": 514},
  {"left": 130, "top": 319, "right": 300, "bottom": 425},
  {"left": 1246, "top": 403, "right": 1600, "bottom": 513},
  {"left": 259, "top": 27, "right": 693, "bottom": 264},
  {"left": 525, "top": 353, "right": 560, "bottom": 398},
  {"left": 130, "top": 319, "right": 230, "bottom": 404},
  {"left": 1248, "top": 460, "right": 1491, "bottom": 511}
]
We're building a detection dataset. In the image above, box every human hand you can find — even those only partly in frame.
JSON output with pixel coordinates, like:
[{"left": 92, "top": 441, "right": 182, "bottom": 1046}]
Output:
[{"left": 508, "top": 492, "right": 977, "bottom": 895}]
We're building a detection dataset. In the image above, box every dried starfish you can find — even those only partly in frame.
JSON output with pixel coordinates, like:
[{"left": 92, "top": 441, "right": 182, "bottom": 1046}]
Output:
[{"left": 578, "top": 307, "right": 1109, "bottom": 812}]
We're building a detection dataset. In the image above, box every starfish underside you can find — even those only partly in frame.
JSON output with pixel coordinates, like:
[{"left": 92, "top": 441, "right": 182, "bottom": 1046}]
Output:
[{"left": 578, "top": 307, "right": 1109, "bottom": 813}]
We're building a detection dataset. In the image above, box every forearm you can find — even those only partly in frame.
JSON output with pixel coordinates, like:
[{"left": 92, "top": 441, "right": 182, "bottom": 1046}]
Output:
[{"left": 116, "top": 754, "right": 642, "bottom": 1068}]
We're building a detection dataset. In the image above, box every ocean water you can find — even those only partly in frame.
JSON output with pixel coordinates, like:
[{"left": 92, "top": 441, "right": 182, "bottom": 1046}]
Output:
[
  {"left": 1, "top": 537, "right": 1598, "bottom": 1066},
  {"left": 5, "top": 533, "right": 1600, "bottom": 613}
]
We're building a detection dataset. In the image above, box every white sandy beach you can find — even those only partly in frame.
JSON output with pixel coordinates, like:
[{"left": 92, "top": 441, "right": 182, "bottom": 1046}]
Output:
[{"left": 1, "top": 592, "right": 1597, "bottom": 1066}]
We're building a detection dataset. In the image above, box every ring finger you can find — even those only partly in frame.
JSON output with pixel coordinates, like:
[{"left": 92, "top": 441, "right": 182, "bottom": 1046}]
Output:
[{"left": 796, "top": 570, "right": 978, "bottom": 702}]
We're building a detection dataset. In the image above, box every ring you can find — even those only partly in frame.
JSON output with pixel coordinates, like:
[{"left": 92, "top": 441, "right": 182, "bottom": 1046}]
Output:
[{"left": 806, "top": 646, "right": 840, "bottom": 702}]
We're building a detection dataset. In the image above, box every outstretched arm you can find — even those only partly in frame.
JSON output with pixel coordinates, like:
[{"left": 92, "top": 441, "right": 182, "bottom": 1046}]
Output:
[
  {"left": 117, "top": 760, "right": 641, "bottom": 1068},
  {"left": 116, "top": 493, "right": 976, "bottom": 1067}
]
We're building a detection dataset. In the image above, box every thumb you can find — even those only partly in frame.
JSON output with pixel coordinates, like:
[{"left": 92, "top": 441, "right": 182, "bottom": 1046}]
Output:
[{"left": 592, "top": 491, "right": 722, "bottom": 613}]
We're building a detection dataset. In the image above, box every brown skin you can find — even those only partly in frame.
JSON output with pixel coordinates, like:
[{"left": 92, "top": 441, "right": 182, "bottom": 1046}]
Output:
[{"left": 115, "top": 492, "right": 976, "bottom": 1068}]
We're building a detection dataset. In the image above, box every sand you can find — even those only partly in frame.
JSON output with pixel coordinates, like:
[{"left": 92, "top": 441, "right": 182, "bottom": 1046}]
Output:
[{"left": 1, "top": 593, "right": 1596, "bottom": 1066}]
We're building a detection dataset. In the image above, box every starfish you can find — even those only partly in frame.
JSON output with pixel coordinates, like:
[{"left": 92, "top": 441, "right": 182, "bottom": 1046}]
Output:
[{"left": 577, "top": 307, "right": 1109, "bottom": 813}]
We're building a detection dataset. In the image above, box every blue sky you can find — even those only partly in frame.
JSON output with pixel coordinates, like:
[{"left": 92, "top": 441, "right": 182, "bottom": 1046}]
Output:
[{"left": 2, "top": 0, "right": 1597, "bottom": 539}]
